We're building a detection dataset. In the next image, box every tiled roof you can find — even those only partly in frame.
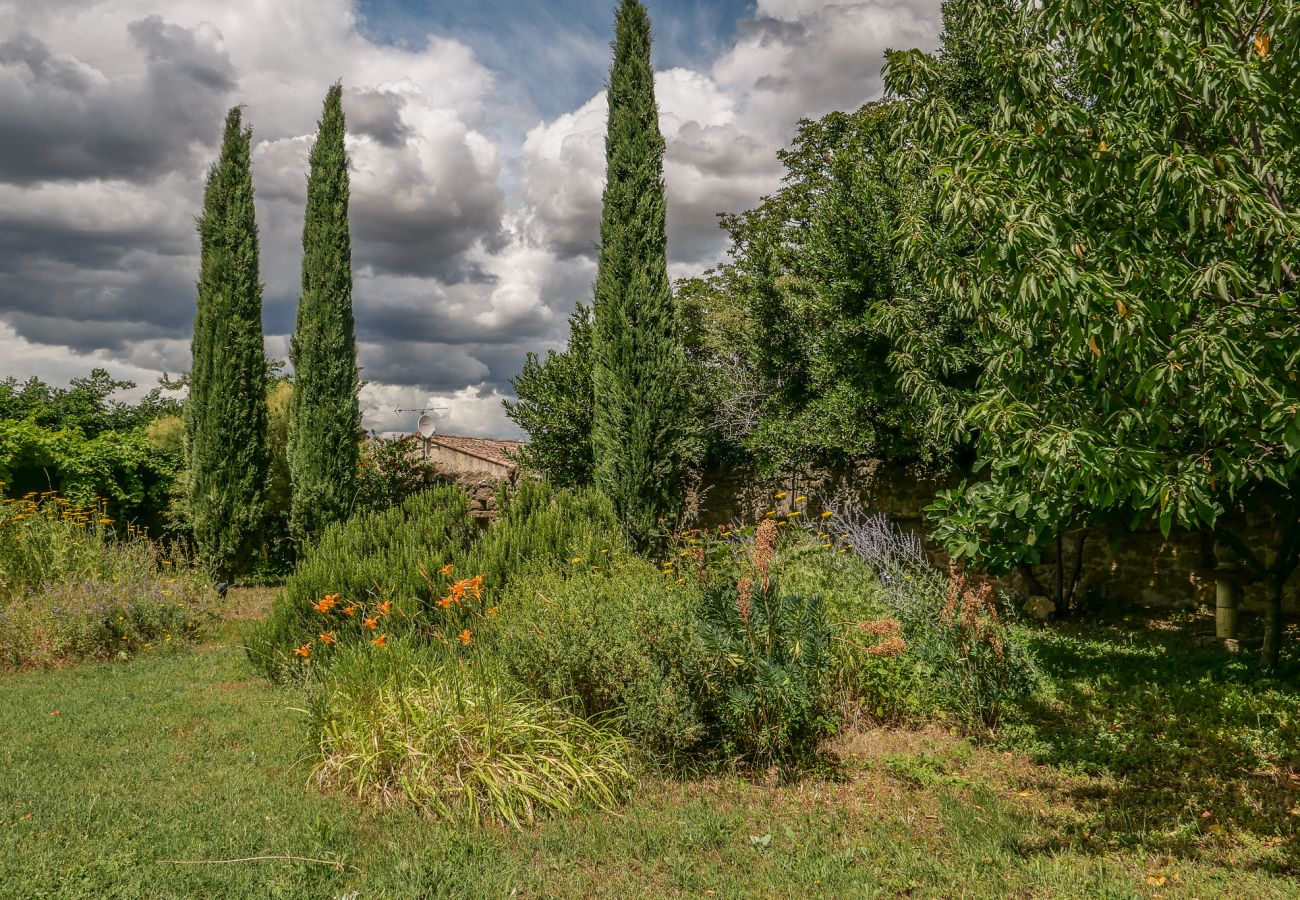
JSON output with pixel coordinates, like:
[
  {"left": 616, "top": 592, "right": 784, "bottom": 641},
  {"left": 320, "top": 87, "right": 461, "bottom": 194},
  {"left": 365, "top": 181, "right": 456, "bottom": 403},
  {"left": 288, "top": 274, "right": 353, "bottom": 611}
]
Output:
[{"left": 412, "top": 433, "right": 527, "bottom": 469}]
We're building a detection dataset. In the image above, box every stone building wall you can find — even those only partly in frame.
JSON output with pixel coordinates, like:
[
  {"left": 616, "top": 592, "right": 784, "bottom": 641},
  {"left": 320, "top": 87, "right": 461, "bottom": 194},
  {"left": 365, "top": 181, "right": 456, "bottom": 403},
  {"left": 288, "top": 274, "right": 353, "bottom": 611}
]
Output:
[{"left": 688, "top": 461, "right": 1298, "bottom": 613}]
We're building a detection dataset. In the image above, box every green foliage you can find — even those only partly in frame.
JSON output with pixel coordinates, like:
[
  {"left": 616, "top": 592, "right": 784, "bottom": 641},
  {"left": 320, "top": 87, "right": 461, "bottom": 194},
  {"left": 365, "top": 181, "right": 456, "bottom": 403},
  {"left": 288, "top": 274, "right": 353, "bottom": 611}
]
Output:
[
  {"left": 0, "top": 371, "right": 185, "bottom": 532},
  {"left": 887, "top": 0, "right": 1300, "bottom": 663},
  {"left": 676, "top": 2, "right": 999, "bottom": 472},
  {"left": 246, "top": 486, "right": 475, "bottom": 677},
  {"left": 696, "top": 580, "right": 836, "bottom": 768},
  {"left": 0, "top": 369, "right": 183, "bottom": 438},
  {"left": 453, "top": 478, "right": 620, "bottom": 598},
  {"left": 489, "top": 561, "right": 711, "bottom": 765},
  {"left": 591, "top": 0, "right": 691, "bottom": 550},
  {"left": 0, "top": 492, "right": 215, "bottom": 668},
  {"left": 832, "top": 510, "right": 1040, "bottom": 731},
  {"left": 353, "top": 434, "right": 438, "bottom": 514},
  {"left": 308, "top": 640, "right": 633, "bottom": 827},
  {"left": 504, "top": 304, "right": 595, "bottom": 487},
  {"left": 289, "top": 83, "right": 361, "bottom": 548},
  {"left": 187, "top": 106, "right": 271, "bottom": 580}
]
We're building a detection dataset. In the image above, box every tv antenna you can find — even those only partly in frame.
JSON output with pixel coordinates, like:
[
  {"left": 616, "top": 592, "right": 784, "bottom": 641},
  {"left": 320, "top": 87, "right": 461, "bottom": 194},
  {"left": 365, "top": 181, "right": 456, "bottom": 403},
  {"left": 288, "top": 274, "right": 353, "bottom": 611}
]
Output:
[{"left": 396, "top": 406, "right": 448, "bottom": 458}]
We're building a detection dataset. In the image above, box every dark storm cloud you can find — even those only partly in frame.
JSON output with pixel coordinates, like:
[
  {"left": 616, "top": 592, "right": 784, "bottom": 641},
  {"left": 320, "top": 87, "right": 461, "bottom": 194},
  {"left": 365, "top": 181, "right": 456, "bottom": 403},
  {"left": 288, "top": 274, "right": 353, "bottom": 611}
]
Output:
[
  {"left": 345, "top": 88, "right": 412, "bottom": 147},
  {"left": 0, "top": 18, "right": 235, "bottom": 185},
  {"left": 357, "top": 340, "right": 490, "bottom": 393}
]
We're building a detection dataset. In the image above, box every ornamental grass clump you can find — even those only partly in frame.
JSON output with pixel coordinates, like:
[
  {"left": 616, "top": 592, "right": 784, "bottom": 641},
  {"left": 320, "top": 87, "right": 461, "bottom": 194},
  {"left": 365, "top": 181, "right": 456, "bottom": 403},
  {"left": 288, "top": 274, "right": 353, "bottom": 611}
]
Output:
[{"left": 309, "top": 642, "right": 633, "bottom": 827}]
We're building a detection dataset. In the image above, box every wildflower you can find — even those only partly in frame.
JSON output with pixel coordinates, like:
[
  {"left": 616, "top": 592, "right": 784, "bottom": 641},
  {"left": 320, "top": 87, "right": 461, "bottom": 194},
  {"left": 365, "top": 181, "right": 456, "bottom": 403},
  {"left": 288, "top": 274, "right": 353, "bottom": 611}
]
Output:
[
  {"left": 795, "top": 495, "right": 807, "bottom": 504},
  {"left": 487, "top": 606, "right": 499, "bottom": 617},
  {"left": 819, "top": 511, "right": 833, "bottom": 519},
  {"left": 342, "top": 605, "right": 357, "bottom": 617},
  {"left": 867, "top": 636, "right": 907, "bottom": 657},
  {"left": 312, "top": 597, "right": 337, "bottom": 614},
  {"left": 436, "top": 595, "right": 454, "bottom": 610},
  {"left": 569, "top": 556, "right": 583, "bottom": 564},
  {"left": 319, "top": 632, "right": 337, "bottom": 645},
  {"left": 377, "top": 600, "right": 392, "bottom": 614},
  {"left": 294, "top": 644, "right": 312, "bottom": 659},
  {"left": 737, "top": 578, "right": 754, "bottom": 624},
  {"left": 786, "top": 510, "right": 801, "bottom": 517},
  {"left": 458, "top": 628, "right": 473, "bottom": 645},
  {"left": 98, "top": 517, "right": 112, "bottom": 524},
  {"left": 324, "top": 593, "right": 340, "bottom": 603},
  {"left": 467, "top": 574, "right": 484, "bottom": 599},
  {"left": 371, "top": 634, "right": 387, "bottom": 648},
  {"left": 439, "top": 563, "right": 455, "bottom": 575},
  {"left": 774, "top": 491, "right": 788, "bottom": 500},
  {"left": 363, "top": 617, "right": 379, "bottom": 630}
]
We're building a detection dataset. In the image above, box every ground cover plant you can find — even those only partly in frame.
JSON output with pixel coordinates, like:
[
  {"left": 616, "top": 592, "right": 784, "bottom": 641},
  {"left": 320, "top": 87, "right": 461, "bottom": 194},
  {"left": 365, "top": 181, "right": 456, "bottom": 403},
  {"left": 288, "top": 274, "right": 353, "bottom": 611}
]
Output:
[
  {"left": 0, "top": 490, "right": 215, "bottom": 669},
  {"left": 2, "top": 601, "right": 1296, "bottom": 898}
]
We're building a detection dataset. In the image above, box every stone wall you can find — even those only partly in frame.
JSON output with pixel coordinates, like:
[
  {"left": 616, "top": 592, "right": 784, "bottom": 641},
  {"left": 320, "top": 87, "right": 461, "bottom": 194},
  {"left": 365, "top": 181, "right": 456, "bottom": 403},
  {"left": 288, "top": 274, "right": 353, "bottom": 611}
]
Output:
[{"left": 687, "top": 461, "right": 1298, "bottom": 614}]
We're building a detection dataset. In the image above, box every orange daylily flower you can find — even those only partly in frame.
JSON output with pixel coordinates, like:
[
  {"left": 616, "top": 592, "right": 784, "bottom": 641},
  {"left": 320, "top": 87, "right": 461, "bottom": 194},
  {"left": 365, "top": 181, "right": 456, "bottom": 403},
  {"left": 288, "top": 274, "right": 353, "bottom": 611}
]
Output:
[
  {"left": 436, "top": 595, "right": 455, "bottom": 609},
  {"left": 319, "top": 632, "right": 337, "bottom": 645},
  {"left": 342, "top": 605, "right": 357, "bottom": 617},
  {"left": 458, "top": 628, "right": 473, "bottom": 645},
  {"left": 362, "top": 617, "right": 379, "bottom": 630},
  {"left": 439, "top": 563, "right": 455, "bottom": 575},
  {"left": 294, "top": 644, "right": 312, "bottom": 658},
  {"left": 312, "top": 597, "right": 337, "bottom": 614},
  {"left": 377, "top": 600, "right": 392, "bottom": 614},
  {"left": 371, "top": 634, "right": 387, "bottom": 648}
]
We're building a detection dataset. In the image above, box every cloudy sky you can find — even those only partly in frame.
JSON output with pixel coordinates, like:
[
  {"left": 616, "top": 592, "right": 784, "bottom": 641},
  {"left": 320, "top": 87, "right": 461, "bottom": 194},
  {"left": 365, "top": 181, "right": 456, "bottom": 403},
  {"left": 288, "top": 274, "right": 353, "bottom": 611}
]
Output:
[{"left": 0, "top": 0, "right": 942, "bottom": 437}]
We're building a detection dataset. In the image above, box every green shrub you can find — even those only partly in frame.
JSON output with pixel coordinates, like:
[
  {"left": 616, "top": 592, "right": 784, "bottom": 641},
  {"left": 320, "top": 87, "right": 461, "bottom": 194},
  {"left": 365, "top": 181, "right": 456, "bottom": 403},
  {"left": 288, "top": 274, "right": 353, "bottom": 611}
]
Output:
[
  {"left": 308, "top": 638, "right": 633, "bottom": 826},
  {"left": 0, "top": 491, "right": 215, "bottom": 668},
  {"left": 488, "top": 561, "right": 710, "bottom": 765},
  {"left": 696, "top": 580, "right": 836, "bottom": 768},
  {"left": 452, "top": 479, "right": 620, "bottom": 597},
  {"left": 245, "top": 486, "right": 475, "bottom": 676},
  {"left": 831, "top": 510, "right": 1040, "bottom": 731}
]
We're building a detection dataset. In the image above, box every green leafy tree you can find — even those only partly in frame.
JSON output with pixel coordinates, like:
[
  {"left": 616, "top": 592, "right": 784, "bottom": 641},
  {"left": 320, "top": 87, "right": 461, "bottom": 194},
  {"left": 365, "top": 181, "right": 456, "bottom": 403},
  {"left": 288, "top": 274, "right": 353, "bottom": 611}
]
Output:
[
  {"left": 888, "top": 0, "right": 1300, "bottom": 666},
  {"left": 504, "top": 304, "right": 595, "bottom": 487},
  {"left": 591, "top": 0, "right": 690, "bottom": 550},
  {"left": 187, "top": 106, "right": 271, "bottom": 581},
  {"left": 676, "top": 3, "right": 999, "bottom": 473},
  {"left": 288, "top": 83, "right": 361, "bottom": 548}
]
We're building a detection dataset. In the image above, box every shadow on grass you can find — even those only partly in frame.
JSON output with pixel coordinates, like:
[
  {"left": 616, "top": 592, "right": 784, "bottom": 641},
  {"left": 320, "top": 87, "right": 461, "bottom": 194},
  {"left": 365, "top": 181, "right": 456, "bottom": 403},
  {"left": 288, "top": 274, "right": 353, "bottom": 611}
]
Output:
[{"left": 1009, "top": 611, "right": 1300, "bottom": 869}]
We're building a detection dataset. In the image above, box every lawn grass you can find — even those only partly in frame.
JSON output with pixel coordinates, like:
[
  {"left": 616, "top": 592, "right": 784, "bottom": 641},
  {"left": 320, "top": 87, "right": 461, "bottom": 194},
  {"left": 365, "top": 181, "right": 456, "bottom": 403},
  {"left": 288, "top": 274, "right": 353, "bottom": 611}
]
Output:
[{"left": 1, "top": 591, "right": 1297, "bottom": 898}]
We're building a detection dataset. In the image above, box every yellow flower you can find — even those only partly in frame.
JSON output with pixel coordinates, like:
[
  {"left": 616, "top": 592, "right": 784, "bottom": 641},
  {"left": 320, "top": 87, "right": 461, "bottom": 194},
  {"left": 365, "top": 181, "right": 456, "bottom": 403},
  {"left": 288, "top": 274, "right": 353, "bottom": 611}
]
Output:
[
  {"left": 774, "top": 491, "right": 788, "bottom": 500},
  {"left": 786, "top": 510, "right": 801, "bottom": 517},
  {"left": 819, "top": 511, "right": 833, "bottom": 519},
  {"left": 794, "top": 496, "right": 806, "bottom": 504}
]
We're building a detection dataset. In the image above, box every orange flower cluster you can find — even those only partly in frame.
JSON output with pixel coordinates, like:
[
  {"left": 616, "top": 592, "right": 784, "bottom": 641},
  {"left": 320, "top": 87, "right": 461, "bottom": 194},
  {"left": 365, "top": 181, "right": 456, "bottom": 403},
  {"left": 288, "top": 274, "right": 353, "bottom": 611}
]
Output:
[
  {"left": 295, "top": 591, "right": 397, "bottom": 659},
  {"left": 436, "top": 574, "right": 484, "bottom": 609}
]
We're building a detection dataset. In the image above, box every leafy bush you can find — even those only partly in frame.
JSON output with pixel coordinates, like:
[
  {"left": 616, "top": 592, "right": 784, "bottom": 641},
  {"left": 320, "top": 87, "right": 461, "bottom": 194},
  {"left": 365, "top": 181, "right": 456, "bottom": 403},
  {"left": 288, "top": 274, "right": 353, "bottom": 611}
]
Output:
[
  {"left": 0, "top": 491, "right": 215, "bottom": 669},
  {"left": 488, "top": 561, "right": 710, "bottom": 765},
  {"left": 308, "top": 639, "right": 633, "bottom": 826},
  {"left": 831, "top": 510, "right": 1040, "bottom": 731},
  {"left": 353, "top": 434, "right": 438, "bottom": 515},
  {"left": 694, "top": 521, "right": 836, "bottom": 767},
  {"left": 246, "top": 485, "right": 475, "bottom": 676},
  {"left": 452, "top": 479, "right": 620, "bottom": 597}
]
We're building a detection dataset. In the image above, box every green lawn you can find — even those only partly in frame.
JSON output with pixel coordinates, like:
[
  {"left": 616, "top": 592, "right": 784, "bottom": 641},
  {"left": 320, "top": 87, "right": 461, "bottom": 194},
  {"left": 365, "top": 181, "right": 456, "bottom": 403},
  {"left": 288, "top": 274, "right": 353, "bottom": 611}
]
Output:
[{"left": 1, "top": 595, "right": 1296, "bottom": 898}]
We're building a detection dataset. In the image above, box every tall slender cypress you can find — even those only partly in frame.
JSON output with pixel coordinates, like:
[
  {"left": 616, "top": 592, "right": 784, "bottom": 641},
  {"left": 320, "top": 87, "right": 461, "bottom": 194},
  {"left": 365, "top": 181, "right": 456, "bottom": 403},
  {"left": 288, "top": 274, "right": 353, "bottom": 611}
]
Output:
[
  {"left": 187, "top": 107, "right": 270, "bottom": 580},
  {"left": 591, "top": 0, "right": 689, "bottom": 551},
  {"left": 288, "top": 83, "right": 360, "bottom": 547}
]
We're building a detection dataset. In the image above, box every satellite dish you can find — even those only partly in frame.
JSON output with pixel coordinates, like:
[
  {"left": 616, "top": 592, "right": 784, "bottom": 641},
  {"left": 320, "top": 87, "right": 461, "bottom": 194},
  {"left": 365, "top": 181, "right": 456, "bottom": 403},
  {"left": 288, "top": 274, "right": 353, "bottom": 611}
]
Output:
[{"left": 417, "top": 413, "right": 437, "bottom": 439}]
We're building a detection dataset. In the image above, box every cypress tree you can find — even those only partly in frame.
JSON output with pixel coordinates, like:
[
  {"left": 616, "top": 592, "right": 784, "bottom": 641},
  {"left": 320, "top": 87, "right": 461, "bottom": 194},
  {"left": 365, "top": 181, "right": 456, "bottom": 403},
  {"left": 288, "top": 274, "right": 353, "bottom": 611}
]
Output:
[
  {"left": 591, "top": 0, "right": 689, "bottom": 551},
  {"left": 187, "top": 106, "right": 270, "bottom": 580},
  {"left": 288, "top": 83, "right": 360, "bottom": 547}
]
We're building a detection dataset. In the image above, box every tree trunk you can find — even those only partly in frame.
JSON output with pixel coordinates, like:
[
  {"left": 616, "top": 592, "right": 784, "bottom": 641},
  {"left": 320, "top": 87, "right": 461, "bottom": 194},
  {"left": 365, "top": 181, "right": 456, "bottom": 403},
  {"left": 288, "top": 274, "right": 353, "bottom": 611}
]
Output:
[{"left": 1260, "top": 579, "right": 1283, "bottom": 670}]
